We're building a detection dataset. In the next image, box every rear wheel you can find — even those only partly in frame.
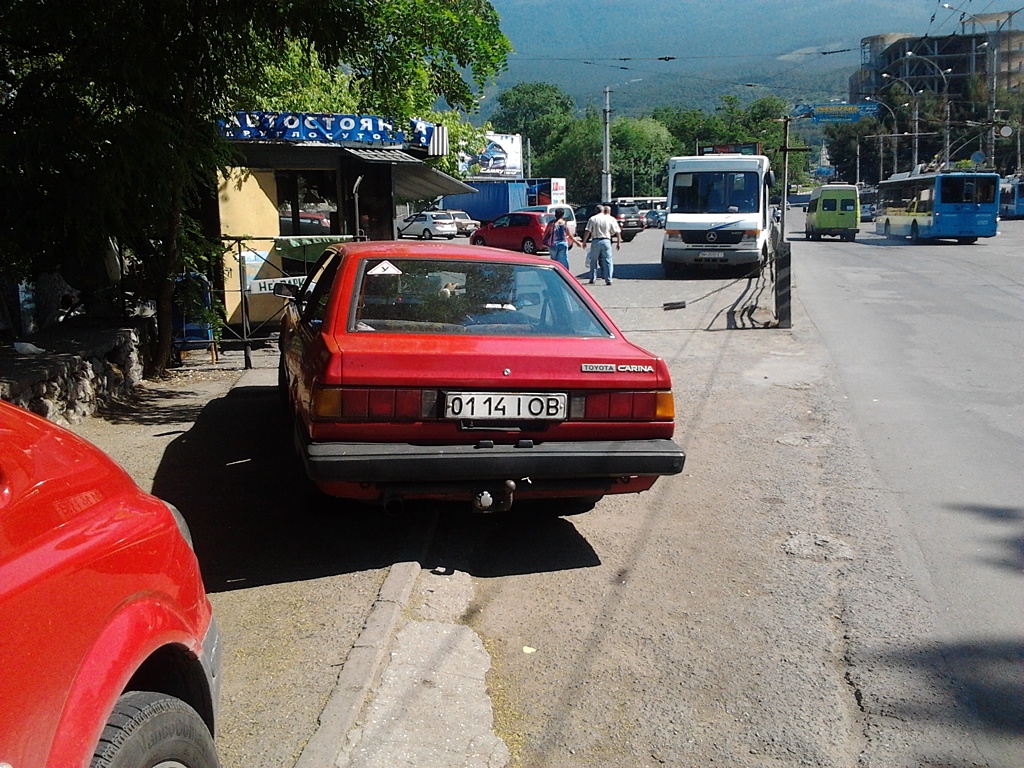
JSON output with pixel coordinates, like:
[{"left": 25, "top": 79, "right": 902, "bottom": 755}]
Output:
[
  {"left": 884, "top": 220, "right": 893, "bottom": 239},
  {"left": 910, "top": 221, "right": 920, "bottom": 243},
  {"left": 957, "top": 237, "right": 978, "bottom": 244},
  {"left": 91, "top": 691, "right": 218, "bottom": 768},
  {"left": 522, "top": 237, "right": 537, "bottom": 254},
  {"left": 421, "top": 229, "right": 433, "bottom": 240}
]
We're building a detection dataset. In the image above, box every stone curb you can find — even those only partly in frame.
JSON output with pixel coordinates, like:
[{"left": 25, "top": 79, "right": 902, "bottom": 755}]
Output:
[{"left": 294, "top": 527, "right": 435, "bottom": 768}]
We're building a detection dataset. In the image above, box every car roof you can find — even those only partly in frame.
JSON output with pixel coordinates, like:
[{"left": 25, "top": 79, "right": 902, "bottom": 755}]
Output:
[{"left": 321, "top": 240, "right": 552, "bottom": 264}]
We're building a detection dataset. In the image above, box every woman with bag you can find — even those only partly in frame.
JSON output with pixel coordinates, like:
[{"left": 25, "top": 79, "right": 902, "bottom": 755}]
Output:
[{"left": 542, "top": 208, "right": 579, "bottom": 270}]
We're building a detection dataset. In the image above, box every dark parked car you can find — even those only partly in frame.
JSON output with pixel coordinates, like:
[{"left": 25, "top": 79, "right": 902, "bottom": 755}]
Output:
[
  {"left": 0, "top": 399, "right": 221, "bottom": 768},
  {"left": 645, "top": 210, "right": 666, "bottom": 229},
  {"left": 274, "top": 241, "right": 685, "bottom": 514},
  {"left": 575, "top": 202, "right": 644, "bottom": 242},
  {"left": 471, "top": 211, "right": 552, "bottom": 254}
]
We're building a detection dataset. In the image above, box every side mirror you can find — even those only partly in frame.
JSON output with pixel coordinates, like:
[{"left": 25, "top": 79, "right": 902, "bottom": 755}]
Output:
[{"left": 274, "top": 282, "right": 300, "bottom": 300}]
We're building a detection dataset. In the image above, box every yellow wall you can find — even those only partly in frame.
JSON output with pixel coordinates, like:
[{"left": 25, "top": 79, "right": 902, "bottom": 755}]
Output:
[{"left": 218, "top": 168, "right": 285, "bottom": 324}]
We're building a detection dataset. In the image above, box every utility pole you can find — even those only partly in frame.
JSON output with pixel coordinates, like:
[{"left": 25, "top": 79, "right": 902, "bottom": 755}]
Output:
[
  {"left": 602, "top": 86, "right": 612, "bottom": 201},
  {"left": 776, "top": 115, "right": 812, "bottom": 329}
]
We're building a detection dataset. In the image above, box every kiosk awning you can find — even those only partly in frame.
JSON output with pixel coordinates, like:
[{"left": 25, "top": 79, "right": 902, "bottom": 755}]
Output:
[{"left": 342, "top": 148, "right": 475, "bottom": 200}]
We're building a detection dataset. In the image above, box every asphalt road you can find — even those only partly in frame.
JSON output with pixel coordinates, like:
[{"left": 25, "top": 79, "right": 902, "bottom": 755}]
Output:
[
  {"left": 68, "top": 221, "right": 1023, "bottom": 767},
  {"left": 786, "top": 211, "right": 1024, "bottom": 764}
]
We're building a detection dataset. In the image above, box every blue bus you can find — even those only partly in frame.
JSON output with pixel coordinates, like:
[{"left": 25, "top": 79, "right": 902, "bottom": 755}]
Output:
[
  {"left": 874, "top": 170, "right": 1000, "bottom": 244},
  {"left": 999, "top": 176, "right": 1024, "bottom": 219}
]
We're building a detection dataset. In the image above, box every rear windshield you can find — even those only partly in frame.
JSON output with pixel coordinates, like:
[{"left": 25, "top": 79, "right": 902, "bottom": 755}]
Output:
[
  {"left": 351, "top": 258, "right": 612, "bottom": 337},
  {"left": 939, "top": 176, "right": 997, "bottom": 205}
]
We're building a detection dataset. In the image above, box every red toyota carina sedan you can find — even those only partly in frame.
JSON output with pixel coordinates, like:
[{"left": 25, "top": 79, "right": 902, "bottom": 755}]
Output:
[
  {"left": 0, "top": 400, "right": 220, "bottom": 768},
  {"left": 276, "top": 241, "right": 685, "bottom": 513}
]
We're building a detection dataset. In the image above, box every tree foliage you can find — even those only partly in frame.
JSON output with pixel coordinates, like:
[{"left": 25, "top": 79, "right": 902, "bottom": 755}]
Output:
[
  {"left": 0, "top": 0, "right": 510, "bottom": 373},
  {"left": 489, "top": 82, "right": 576, "bottom": 157}
]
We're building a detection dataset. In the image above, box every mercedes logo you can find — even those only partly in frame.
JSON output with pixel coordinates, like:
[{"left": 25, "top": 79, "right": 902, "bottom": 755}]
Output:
[{"left": 706, "top": 231, "right": 718, "bottom": 242}]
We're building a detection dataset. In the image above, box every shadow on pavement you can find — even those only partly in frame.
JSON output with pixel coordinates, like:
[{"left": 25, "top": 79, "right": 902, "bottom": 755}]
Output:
[
  {"left": 867, "top": 639, "right": 1024, "bottom": 751},
  {"left": 152, "top": 384, "right": 601, "bottom": 591}
]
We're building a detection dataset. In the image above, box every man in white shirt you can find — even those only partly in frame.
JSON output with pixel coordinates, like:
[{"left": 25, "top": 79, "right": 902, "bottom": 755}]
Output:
[{"left": 580, "top": 206, "right": 621, "bottom": 285}]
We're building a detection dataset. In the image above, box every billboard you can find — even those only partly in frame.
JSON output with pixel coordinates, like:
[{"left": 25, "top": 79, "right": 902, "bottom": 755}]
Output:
[
  {"left": 794, "top": 103, "right": 880, "bottom": 123},
  {"left": 460, "top": 132, "right": 523, "bottom": 178}
]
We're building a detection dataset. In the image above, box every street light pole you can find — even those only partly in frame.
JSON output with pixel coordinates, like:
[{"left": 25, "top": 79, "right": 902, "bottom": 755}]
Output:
[
  {"left": 880, "top": 74, "right": 922, "bottom": 168},
  {"left": 906, "top": 53, "right": 951, "bottom": 168},
  {"left": 866, "top": 96, "right": 900, "bottom": 175},
  {"left": 602, "top": 86, "right": 612, "bottom": 202}
]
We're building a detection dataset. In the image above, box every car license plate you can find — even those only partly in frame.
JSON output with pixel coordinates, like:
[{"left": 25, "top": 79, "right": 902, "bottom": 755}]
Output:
[
  {"left": 444, "top": 392, "right": 567, "bottom": 420},
  {"left": 697, "top": 252, "right": 726, "bottom": 261}
]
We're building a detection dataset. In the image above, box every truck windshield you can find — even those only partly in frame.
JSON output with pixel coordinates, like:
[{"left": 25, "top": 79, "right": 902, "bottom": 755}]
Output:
[{"left": 670, "top": 171, "right": 759, "bottom": 214}]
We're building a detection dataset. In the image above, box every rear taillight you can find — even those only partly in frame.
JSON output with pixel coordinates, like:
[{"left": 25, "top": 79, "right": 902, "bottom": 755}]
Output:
[
  {"left": 569, "top": 391, "right": 674, "bottom": 421},
  {"left": 312, "top": 385, "right": 438, "bottom": 421}
]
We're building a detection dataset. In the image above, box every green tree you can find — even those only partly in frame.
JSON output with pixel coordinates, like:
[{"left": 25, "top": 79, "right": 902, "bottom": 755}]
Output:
[
  {"left": 544, "top": 109, "right": 604, "bottom": 202},
  {"left": 0, "top": 0, "right": 510, "bottom": 374},
  {"left": 490, "top": 82, "right": 576, "bottom": 157},
  {"left": 611, "top": 117, "right": 675, "bottom": 197}
]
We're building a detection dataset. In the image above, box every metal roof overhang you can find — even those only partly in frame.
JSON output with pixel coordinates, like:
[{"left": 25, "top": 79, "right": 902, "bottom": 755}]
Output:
[{"left": 342, "top": 147, "right": 476, "bottom": 200}]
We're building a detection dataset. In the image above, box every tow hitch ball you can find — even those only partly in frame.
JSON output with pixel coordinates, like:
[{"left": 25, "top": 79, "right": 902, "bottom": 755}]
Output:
[{"left": 472, "top": 480, "right": 517, "bottom": 513}]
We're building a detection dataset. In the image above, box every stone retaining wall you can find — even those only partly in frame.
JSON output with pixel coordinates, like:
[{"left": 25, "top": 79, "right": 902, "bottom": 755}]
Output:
[{"left": 0, "top": 321, "right": 147, "bottom": 426}]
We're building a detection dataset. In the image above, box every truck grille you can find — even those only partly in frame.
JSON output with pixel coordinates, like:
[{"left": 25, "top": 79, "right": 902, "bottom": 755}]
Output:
[{"left": 677, "top": 229, "right": 746, "bottom": 245}]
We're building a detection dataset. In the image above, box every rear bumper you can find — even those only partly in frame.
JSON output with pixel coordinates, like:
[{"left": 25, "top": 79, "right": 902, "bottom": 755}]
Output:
[{"left": 297, "top": 426, "right": 685, "bottom": 484}]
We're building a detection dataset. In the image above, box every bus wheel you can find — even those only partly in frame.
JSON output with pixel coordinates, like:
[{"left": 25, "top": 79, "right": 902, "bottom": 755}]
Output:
[
  {"left": 884, "top": 221, "right": 893, "bottom": 239},
  {"left": 957, "top": 237, "right": 977, "bottom": 244},
  {"left": 910, "top": 221, "right": 920, "bottom": 243}
]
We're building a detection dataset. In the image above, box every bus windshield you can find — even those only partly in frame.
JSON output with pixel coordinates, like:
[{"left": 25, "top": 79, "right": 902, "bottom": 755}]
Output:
[{"left": 671, "top": 171, "right": 759, "bottom": 214}]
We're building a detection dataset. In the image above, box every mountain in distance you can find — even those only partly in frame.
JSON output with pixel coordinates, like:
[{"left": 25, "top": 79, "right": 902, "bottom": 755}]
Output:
[{"left": 484, "top": 0, "right": 976, "bottom": 117}]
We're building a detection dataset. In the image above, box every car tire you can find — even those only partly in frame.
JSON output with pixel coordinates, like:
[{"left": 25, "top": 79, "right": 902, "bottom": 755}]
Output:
[
  {"left": 471, "top": 235, "right": 485, "bottom": 246},
  {"left": 91, "top": 691, "right": 218, "bottom": 768},
  {"left": 421, "top": 229, "right": 433, "bottom": 240},
  {"left": 622, "top": 234, "right": 636, "bottom": 243},
  {"left": 522, "top": 238, "right": 537, "bottom": 254},
  {"left": 447, "top": 235, "right": 456, "bottom": 240}
]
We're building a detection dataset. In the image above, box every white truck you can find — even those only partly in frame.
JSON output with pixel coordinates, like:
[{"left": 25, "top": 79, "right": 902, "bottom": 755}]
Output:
[{"left": 661, "top": 154, "right": 777, "bottom": 277}]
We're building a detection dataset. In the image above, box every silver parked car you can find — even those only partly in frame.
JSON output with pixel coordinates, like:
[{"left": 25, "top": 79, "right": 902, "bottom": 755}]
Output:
[{"left": 395, "top": 211, "right": 458, "bottom": 240}]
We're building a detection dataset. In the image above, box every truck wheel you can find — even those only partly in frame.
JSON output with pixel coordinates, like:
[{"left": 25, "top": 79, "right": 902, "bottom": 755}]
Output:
[
  {"left": 91, "top": 691, "right": 218, "bottom": 768},
  {"left": 522, "top": 238, "right": 537, "bottom": 254}
]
